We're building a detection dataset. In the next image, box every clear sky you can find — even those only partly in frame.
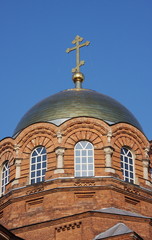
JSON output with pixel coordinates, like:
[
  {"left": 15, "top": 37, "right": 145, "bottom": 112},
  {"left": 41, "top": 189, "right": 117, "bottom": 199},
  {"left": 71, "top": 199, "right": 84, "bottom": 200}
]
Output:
[{"left": 0, "top": 0, "right": 152, "bottom": 140}]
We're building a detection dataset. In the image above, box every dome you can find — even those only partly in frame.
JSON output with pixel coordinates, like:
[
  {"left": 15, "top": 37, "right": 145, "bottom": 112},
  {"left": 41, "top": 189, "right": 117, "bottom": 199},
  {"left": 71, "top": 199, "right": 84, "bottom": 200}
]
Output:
[{"left": 13, "top": 88, "right": 142, "bottom": 136}]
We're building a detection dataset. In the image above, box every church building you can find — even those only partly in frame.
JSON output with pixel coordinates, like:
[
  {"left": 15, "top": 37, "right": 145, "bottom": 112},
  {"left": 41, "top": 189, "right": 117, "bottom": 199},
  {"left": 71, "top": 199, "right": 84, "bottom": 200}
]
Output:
[{"left": 0, "top": 36, "right": 152, "bottom": 240}]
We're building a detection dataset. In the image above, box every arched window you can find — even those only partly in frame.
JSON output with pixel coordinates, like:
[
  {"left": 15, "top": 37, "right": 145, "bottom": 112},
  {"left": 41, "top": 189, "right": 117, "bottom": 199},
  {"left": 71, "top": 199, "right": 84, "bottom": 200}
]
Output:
[
  {"left": 74, "top": 141, "right": 94, "bottom": 177},
  {"left": 120, "top": 147, "right": 134, "bottom": 183},
  {"left": 30, "top": 146, "right": 47, "bottom": 184},
  {"left": 1, "top": 161, "right": 9, "bottom": 195}
]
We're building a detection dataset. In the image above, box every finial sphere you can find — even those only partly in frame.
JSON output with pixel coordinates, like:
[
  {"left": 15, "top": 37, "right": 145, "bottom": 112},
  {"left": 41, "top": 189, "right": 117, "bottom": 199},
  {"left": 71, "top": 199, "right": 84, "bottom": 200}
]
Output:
[{"left": 72, "top": 72, "right": 84, "bottom": 83}]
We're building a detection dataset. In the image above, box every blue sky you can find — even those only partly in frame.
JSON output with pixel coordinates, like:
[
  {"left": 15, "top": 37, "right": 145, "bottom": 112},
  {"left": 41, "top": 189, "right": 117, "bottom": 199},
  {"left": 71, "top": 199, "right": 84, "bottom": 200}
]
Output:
[{"left": 0, "top": 0, "right": 152, "bottom": 140}]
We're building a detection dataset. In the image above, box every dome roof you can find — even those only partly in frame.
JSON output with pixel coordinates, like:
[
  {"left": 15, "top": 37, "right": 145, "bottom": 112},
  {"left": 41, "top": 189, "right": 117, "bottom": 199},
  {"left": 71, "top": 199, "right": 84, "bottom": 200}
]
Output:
[{"left": 13, "top": 88, "right": 142, "bottom": 136}]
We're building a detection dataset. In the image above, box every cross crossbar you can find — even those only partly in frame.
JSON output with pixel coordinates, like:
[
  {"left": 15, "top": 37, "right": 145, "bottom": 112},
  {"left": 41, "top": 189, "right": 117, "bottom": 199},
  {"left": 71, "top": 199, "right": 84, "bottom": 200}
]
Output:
[{"left": 66, "top": 35, "right": 90, "bottom": 73}]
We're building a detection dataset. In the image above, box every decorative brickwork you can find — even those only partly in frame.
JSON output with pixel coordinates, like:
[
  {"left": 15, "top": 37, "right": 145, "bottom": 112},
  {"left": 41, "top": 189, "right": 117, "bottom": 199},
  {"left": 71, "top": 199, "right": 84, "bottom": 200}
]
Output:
[{"left": 55, "top": 221, "right": 82, "bottom": 232}]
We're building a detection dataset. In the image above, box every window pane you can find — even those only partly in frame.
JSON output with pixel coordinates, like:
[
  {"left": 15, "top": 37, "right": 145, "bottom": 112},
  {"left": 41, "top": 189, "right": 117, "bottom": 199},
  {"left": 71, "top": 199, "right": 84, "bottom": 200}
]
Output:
[
  {"left": 88, "top": 157, "right": 93, "bottom": 163},
  {"left": 130, "top": 165, "right": 133, "bottom": 171},
  {"left": 82, "top": 150, "right": 86, "bottom": 156},
  {"left": 37, "top": 156, "right": 41, "bottom": 162},
  {"left": 88, "top": 150, "right": 93, "bottom": 156},
  {"left": 86, "top": 142, "right": 92, "bottom": 149},
  {"left": 129, "top": 159, "right": 133, "bottom": 164},
  {"left": 42, "top": 162, "right": 46, "bottom": 168},
  {"left": 42, "top": 155, "right": 46, "bottom": 161},
  {"left": 41, "top": 148, "right": 46, "bottom": 154},
  {"left": 75, "top": 151, "right": 80, "bottom": 156},
  {"left": 76, "top": 165, "right": 80, "bottom": 170},
  {"left": 123, "top": 148, "right": 128, "bottom": 154},
  {"left": 31, "top": 179, "right": 35, "bottom": 184},
  {"left": 36, "top": 147, "right": 42, "bottom": 153},
  {"left": 82, "top": 157, "right": 87, "bottom": 163},
  {"left": 31, "top": 165, "right": 35, "bottom": 171},
  {"left": 128, "top": 152, "right": 132, "bottom": 157},
  {"left": 82, "top": 164, "right": 87, "bottom": 170},
  {"left": 130, "top": 172, "right": 133, "bottom": 178},
  {"left": 32, "top": 158, "right": 35, "bottom": 163},
  {"left": 125, "top": 164, "right": 128, "bottom": 170},
  {"left": 75, "top": 143, "right": 82, "bottom": 149},
  {"left": 82, "top": 171, "right": 87, "bottom": 176},
  {"left": 37, "top": 163, "right": 41, "bottom": 169},
  {"left": 37, "top": 178, "right": 41, "bottom": 183},
  {"left": 88, "top": 164, "right": 93, "bottom": 170},
  {"left": 80, "top": 141, "right": 87, "bottom": 148},
  {"left": 37, "top": 170, "right": 41, "bottom": 177},
  {"left": 75, "top": 172, "right": 80, "bottom": 177},
  {"left": 88, "top": 171, "right": 93, "bottom": 176},
  {"left": 75, "top": 157, "right": 80, "bottom": 163},
  {"left": 32, "top": 151, "right": 37, "bottom": 156},
  {"left": 31, "top": 172, "right": 35, "bottom": 178}
]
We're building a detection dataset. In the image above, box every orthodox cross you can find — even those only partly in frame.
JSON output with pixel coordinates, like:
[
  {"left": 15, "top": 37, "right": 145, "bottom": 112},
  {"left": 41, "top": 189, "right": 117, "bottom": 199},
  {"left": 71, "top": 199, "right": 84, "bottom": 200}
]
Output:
[{"left": 66, "top": 35, "right": 90, "bottom": 73}]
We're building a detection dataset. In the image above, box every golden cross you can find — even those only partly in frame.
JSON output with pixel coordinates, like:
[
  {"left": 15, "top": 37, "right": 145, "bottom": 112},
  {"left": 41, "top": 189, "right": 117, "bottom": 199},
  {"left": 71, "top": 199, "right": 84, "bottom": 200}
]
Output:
[{"left": 66, "top": 35, "right": 90, "bottom": 73}]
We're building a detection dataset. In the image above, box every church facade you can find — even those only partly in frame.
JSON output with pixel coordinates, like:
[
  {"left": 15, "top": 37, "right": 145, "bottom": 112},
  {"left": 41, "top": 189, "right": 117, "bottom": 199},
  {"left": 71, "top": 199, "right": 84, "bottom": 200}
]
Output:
[{"left": 0, "top": 36, "right": 152, "bottom": 240}]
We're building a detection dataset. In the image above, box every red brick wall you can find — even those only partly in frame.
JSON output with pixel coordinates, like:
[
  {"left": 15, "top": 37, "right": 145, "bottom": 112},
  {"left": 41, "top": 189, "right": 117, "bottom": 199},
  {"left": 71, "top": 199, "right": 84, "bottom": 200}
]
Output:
[{"left": 0, "top": 118, "right": 151, "bottom": 240}]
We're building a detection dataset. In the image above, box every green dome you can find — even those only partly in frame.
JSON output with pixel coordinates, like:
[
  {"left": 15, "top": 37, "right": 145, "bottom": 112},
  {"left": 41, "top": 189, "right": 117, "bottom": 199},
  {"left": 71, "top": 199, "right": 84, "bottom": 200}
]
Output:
[{"left": 13, "top": 88, "right": 142, "bottom": 136}]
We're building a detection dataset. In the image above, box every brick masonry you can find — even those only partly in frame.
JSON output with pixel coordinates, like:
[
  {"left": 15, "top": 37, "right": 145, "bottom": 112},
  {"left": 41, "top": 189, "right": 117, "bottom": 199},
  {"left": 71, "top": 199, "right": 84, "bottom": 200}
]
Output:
[{"left": 0, "top": 117, "right": 152, "bottom": 239}]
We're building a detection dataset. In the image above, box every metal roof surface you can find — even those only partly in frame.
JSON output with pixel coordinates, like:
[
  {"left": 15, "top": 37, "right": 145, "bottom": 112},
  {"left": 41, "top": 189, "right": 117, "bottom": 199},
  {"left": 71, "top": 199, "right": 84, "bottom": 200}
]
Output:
[
  {"left": 92, "top": 207, "right": 150, "bottom": 218},
  {"left": 93, "top": 223, "right": 133, "bottom": 239},
  {"left": 13, "top": 88, "right": 143, "bottom": 136}
]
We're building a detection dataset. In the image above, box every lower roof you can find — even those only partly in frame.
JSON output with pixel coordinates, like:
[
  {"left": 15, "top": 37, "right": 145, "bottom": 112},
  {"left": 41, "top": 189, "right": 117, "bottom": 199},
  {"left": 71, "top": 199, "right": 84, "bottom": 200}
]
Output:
[{"left": 93, "top": 222, "right": 143, "bottom": 240}]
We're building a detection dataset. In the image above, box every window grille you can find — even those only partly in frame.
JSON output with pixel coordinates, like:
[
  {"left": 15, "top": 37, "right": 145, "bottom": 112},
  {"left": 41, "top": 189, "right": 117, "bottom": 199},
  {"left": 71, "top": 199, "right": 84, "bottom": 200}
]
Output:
[
  {"left": 30, "top": 146, "right": 47, "bottom": 184},
  {"left": 120, "top": 147, "right": 134, "bottom": 183},
  {"left": 1, "top": 161, "right": 9, "bottom": 194},
  {"left": 74, "top": 141, "right": 94, "bottom": 177}
]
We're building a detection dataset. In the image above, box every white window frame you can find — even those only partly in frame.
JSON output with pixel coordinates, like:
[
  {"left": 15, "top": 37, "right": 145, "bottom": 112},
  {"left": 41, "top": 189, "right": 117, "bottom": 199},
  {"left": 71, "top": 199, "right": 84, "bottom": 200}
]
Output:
[
  {"left": 74, "top": 141, "right": 94, "bottom": 177},
  {"left": 120, "top": 147, "right": 135, "bottom": 183},
  {"left": 30, "top": 146, "right": 47, "bottom": 184},
  {"left": 1, "top": 161, "right": 9, "bottom": 195}
]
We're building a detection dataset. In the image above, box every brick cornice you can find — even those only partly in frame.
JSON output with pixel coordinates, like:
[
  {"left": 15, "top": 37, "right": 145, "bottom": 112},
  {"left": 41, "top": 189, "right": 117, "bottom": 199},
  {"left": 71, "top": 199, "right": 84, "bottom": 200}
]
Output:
[{"left": 1, "top": 177, "right": 152, "bottom": 213}]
